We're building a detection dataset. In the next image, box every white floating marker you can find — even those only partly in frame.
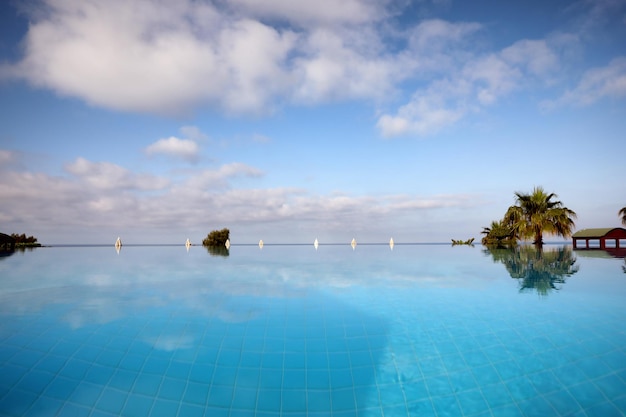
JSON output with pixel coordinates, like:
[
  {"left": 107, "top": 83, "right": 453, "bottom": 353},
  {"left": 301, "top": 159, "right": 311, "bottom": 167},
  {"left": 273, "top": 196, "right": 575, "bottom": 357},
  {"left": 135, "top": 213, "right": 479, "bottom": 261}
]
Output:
[
  {"left": 115, "top": 237, "right": 122, "bottom": 254},
  {"left": 225, "top": 239, "right": 230, "bottom": 249},
  {"left": 314, "top": 238, "right": 319, "bottom": 250},
  {"left": 351, "top": 238, "right": 357, "bottom": 250},
  {"left": 259, "top": 239, "right": 264, "bottom": 249},
  {"left": 185, "top": 238, "right": 191, "bottom": 250},
  {"left": 389, "top": 237, "right": 394, "bottom": 250}
]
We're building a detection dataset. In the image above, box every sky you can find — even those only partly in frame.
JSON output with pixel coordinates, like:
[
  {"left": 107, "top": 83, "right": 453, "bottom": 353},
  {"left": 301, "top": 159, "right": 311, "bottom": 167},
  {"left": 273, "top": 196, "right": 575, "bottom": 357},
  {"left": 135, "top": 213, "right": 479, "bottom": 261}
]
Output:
[{"left": 0, "top": 0, "right": 625, "bottom": 245}]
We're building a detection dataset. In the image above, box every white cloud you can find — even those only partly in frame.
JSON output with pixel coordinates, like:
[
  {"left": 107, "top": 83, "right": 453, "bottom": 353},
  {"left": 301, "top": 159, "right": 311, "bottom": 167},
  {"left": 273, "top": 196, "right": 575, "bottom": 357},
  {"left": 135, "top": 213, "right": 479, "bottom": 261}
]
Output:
[
  {"left": 377, "top": 79, "right": 469, "bottom": 137},
  {"left": 0, "top": 156, "right": 477, "bottom": 242},
  {"left": 544, "top": 57, "right": 626, "bottom": 108},
  {"left": 228, "top": 0, "right": 387, "bottom": 26},
  {"left": 0, "top": 1, "right": 466, "bottom": 116},
  {"left": 2, "top": 0, "right": 618, "bottom": 137},
  {"left": 145, "top": 136, "right": 200, "bottom": 162},
  {"left": 65, "top": 157, "right": 169, "bottom": 190},
  {"left": 377, "top": 36, "right": 563, "bottom": 137},
  {"left": 179, "top": 125, "right": 208, "bottom": 142},
  {"left": 0, "top": 150, "right": 16, "bottom": 167},
  {"left": 7, "top": 0, "right": 298, "bottom": 115}
]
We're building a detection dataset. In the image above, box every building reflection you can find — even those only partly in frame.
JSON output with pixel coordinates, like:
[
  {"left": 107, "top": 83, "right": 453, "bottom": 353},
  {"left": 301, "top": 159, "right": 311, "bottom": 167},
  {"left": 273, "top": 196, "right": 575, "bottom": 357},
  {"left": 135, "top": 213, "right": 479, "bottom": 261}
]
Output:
[{"left": 484, "top": 245, "right": 579, "bottom": 296}]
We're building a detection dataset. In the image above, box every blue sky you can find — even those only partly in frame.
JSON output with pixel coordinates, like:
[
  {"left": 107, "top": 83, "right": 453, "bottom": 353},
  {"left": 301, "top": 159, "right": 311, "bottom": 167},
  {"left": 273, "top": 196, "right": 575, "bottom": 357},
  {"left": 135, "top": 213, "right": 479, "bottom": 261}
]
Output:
[{"left": 1, "top": 0, "right": 625, "bottom": 245}]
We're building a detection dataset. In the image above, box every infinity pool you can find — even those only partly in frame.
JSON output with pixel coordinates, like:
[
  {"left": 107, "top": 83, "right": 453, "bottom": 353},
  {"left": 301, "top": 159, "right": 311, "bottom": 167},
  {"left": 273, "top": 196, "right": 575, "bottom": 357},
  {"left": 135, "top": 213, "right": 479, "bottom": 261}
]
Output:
[{"left": 0, "top": 244, "right": 625, "bottom": 416}]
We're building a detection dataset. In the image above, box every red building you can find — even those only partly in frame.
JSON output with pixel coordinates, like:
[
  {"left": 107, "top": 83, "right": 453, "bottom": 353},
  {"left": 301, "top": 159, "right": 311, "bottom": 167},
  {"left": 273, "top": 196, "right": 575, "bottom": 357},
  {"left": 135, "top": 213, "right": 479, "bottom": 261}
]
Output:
[{"left": 572, "top": 228, "right": 626, "bottom": 256}]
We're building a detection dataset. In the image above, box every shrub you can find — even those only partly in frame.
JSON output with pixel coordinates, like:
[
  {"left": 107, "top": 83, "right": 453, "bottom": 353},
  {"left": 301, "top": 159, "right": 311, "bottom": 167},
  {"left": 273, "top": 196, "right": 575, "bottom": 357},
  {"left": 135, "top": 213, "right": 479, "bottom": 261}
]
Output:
[{"left": 202, "top": 228, "right": 230, "bottom": 247}]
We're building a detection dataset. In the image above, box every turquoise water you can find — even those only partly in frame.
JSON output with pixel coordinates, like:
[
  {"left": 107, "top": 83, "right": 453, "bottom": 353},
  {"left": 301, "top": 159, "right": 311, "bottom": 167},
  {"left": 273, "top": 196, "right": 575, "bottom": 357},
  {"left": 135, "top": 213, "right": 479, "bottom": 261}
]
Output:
[{"left": 0, "top": 244, "right": 625, "bottom": 417}]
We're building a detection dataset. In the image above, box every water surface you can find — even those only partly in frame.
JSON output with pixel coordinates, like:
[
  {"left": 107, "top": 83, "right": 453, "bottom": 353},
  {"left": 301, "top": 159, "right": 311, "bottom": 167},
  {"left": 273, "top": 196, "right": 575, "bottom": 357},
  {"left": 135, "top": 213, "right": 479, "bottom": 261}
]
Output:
[{"left": 0, "top": 244, "right": 625, "bottom": 416}]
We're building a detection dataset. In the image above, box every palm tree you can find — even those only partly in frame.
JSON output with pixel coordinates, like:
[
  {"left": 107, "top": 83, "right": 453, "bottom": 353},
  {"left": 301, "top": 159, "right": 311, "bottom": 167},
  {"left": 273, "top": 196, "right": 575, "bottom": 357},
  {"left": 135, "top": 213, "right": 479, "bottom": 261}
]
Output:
[
  {"left": 619, "top": 207, "right": 626, "bottom": 226},
  {"left": 481, "top": 220, "right": 516, "bottom": 246},
  {"left": 504, "top": 186, "right": 577, "bottom": 246}
]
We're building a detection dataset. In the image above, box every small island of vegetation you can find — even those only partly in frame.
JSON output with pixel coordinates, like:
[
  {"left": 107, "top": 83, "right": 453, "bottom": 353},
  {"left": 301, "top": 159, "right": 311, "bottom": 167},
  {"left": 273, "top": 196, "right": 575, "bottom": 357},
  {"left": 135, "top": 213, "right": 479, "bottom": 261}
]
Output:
[
  {"left": 11, "top": 233, "right": 42, "bottom": 248},
  {"left": 202, "top": 228, "right": 230, "bottom": 247}
]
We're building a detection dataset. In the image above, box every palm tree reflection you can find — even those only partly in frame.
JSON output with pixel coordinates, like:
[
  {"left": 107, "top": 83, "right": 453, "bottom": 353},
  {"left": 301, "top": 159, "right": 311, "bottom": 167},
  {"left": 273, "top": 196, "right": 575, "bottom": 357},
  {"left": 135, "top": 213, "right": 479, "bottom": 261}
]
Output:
[{"left": 485, "top": 245, "right": 579, "bottom": 296}]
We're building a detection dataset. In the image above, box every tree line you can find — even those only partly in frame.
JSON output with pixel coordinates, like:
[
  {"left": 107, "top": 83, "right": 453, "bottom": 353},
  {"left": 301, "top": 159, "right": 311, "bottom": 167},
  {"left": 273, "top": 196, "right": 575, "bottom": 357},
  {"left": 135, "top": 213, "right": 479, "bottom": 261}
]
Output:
[
  {"left": 10, "top": 233, "right": 41, "bottom": 247},
  {"left": 482, "top": 186, "right": 626, "bottom": 247}
]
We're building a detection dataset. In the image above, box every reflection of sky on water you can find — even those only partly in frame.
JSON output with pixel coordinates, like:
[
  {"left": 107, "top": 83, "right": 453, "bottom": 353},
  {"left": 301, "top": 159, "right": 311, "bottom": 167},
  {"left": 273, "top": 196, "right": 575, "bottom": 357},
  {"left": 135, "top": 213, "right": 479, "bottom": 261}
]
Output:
[{"left": 1, "top": 245, "right": 625, "bottom": 329}]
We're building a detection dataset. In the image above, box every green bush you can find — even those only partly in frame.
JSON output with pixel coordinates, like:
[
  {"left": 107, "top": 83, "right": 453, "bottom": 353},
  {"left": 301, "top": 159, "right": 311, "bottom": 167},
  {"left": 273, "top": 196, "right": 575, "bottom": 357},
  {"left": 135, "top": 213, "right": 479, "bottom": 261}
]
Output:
[
  {"left": 202, "top": 228, "right": 230, "bottom": 246},
  {"left": 11, "top": 233, "right": 41, "bottom": 247}
]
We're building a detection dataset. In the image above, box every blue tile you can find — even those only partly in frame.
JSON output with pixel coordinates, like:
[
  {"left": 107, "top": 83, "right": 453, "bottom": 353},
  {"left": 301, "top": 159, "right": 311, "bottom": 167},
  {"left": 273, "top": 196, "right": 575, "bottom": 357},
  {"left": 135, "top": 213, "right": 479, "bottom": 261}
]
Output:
[
  {"left": 568, "top": 381, "right": 609, "bottom": 409},
  {"left": 207, "top": 385, "right": 234, "bottom": 408},
  {"left": 576, "top": 356, "right": 613, "bottom": 379},
  {"left": 262, "top": 353, "right": 284, "bottom": 369},
  {"left": 456, "top": 389, "right": 488, "bottom": 416},
  {"left": 489, "top": 403, "right": 524, "bottom": 417},
  {"left": 402, "top": 379, "right": 429, "bottom": 403},
  {"left": 118, "top": 353, "right": 145, "bottom": 372},
  {"left": 133, "top": 374, "right": 162, "bottom": 396},
  {"left": 239, "top": 351, "right": 262, "bottom": 367},
  {"left": 0, "top": 388, "right": 38, "bottom": 416},
  {"left": 259, "top": 369, "right": 283, "bottom": 389},
  {"left": 231, "top": 387, "right": 258, "bottom": 410},
  {"left": 120, "top": 394, "right": 153, "bottom": 417},
  {"left": 407, "top": 398, "right": 436, "bottom": 417},
  {"left": 493, "top": 359, "right": 524, "bottom": 381},
  {"left": 593, "top": 374, "right": 626, "bottom": 400},
  {"left": 69, "top": 382, "right": 103, "bottom": 407},
  {"left": 59, "top": 402, "right": 92, "bottom": 417},
  {"left": 282, "top": 389, "right": 307, "bottom": 412},
  {"left": 182, "top": 381, "right": 209, "bottom": 405},
  {"left": 504, "top": 377, "right": 539, "bottom": 402},
  {"left": 418, "top": 357, "right": 447, "bottom": 378},
  {"left": 36, "top": 354, "right": 67, "bottom": 374},
  {"left": 24, "top": 396, "right": 63, "bottom": 417},
  {"left": 159, "top": 376, "right": 187, "bottom": 400},
  {"left": 472, "top": 364, "right": 502, "bottom": 386},
  {"left": 178, "top": 403, "right": 205, "bottom": 417},
  {"left": 382, "top": 404, "right": 408, "bottom": 416},
  {"left": 284, "top": 369, "right": 307, "bottom": 389},
  {"left": 307, "top": 369, "right": 330, "bottom": 389},
  {"left": 166, "top": 361, "right": 192, "bottom": 379},
  {"left": 44, "top": 376, "right": 80, "bottom": 400},
  {"left": 431, "top": 394, "right": 461, "bottom": 417},
  {"left": 84, "top": 364, "right": 115, "bottom": 384},
  {"left": 142, "top": 357, "right": 170, "bottom": 375},
  {"left": 108, "top": 369, "right": 137, "bottom": 391},
  {"left": 307, "top": 389, "right": 331, "bottom": 412},
  {"left": 424, "top": 375, "right": 453, "bottom": 397},
  {"left": 96, "top": 349, "right": 125, "bottom": 367},
  {"left": 544, "top": 389, "right": 583, "bottom": 416},
  {"left": 378, "top": 384, "right": 405, "bottom": 407},
  {"left": 585, "top": 401, "right": 624, "bottom": 417},
  {"left": 16, "top": 369, "right": 55, "bottom": 394},
  {"left": 517, "top": 396, "right": 557, "bottom": 417},
  {"left": 96, "top": 387, "right": 127, "bottom": 414},
  {"left": 481, "top": 382, "right": 513, "bottom": 408},
  {"left": 328, "top": 352, "right": 351, "bottom": 369},
  {"left": 551, "top": 364, "right": 588, "bottom": 386},
  {"left": 447, "top": 369, "right": 478, "bottom": 392},
  {"left": 331, "top": 388, "right": 356, "bottom": 412},
  {"left": 330, "top": 369, "right": 353, "bottom": 389},
  {"left": 212, "top": 366, "right": 238, "bottom": 386},
  {"left": 256, "top": 389, "right": 281, "bottom": 411},
  {"left": 151, "top": 398, "right": 179, "bottom": 417},
  {"left": 528, "top": 370, "right": 563, "bottom": 394},
  {"left": 59, "top": 358, "right": 91, "bottom": 379}
]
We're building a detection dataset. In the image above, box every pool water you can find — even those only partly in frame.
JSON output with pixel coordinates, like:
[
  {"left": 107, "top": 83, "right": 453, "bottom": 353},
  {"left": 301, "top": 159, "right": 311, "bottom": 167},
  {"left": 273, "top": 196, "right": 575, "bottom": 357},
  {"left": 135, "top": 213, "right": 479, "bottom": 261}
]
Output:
[{"left": 0, "top": 244, "right": 625, "bottom": 417}]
